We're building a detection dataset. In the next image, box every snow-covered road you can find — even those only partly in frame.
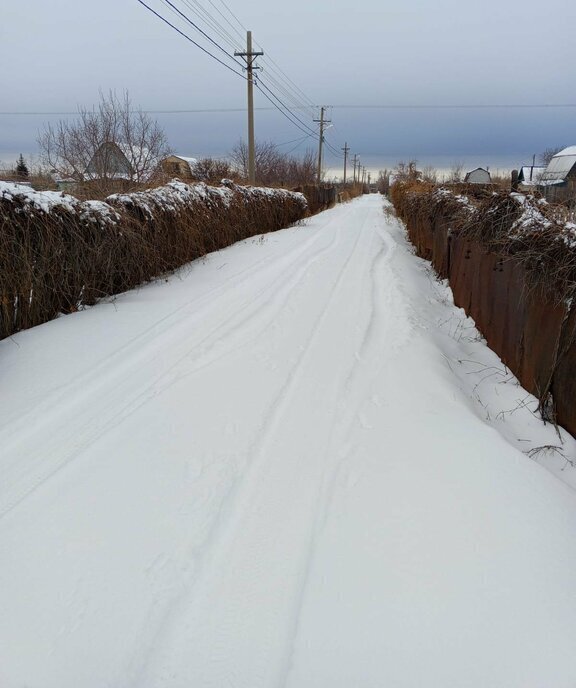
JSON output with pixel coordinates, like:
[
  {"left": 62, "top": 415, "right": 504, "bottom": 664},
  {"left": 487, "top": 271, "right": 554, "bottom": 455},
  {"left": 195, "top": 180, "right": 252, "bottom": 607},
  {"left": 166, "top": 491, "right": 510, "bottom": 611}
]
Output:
[{"left": 2, "top": 194, "right": 576, "bottom": 687}]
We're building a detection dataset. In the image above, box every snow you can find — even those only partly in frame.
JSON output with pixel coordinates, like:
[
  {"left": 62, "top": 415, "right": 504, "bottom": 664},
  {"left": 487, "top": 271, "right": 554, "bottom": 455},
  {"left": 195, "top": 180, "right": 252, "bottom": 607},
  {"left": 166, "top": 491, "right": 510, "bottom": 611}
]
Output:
[
  {"left": 542, "top": 146, "right": 576, "bottom": 182},
  {"left": 108, "top": 180, "right": 305, "bottom": 217},
  {"left": 555, "top": 145, "right": 576, "bottom": 157},
  {"left": 0, "top": 180, "right": 121, "bottom": 223},
  {"left": 518, "top": 165, "right": 545, "bottom": 185},
  {"left": 171, "top": 155, "right": 198, "bottom": 164},
  {"left": 1, "top": 195, "right": 576, "bottom": 687}
]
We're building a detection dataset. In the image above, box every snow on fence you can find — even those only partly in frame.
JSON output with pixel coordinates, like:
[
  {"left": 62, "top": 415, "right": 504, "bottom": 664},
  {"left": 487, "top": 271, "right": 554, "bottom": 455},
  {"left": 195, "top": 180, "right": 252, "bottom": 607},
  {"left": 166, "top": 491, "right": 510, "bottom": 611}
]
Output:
[
  {"left": 0, "top": 180, "right": 307, "bottom": 340},
  {"left": 391, "top": 182, "right": 576, "bottom": 438}
]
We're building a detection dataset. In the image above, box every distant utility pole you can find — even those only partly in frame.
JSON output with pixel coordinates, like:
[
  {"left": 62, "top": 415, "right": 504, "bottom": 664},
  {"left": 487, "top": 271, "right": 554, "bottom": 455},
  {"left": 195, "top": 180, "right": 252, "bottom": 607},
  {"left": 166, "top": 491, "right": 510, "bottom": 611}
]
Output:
[
  {"left": 235, "top": 31, "right": 263, "bottom": 185},
  {"left": 341, "top": 142, "right": 350, "bottom": 184},
  {"left": 314, "top": 106, "right": 331, "bottom": 184},
  {"left": 352, "top": 154, "right": 358, "bottom": 185}
]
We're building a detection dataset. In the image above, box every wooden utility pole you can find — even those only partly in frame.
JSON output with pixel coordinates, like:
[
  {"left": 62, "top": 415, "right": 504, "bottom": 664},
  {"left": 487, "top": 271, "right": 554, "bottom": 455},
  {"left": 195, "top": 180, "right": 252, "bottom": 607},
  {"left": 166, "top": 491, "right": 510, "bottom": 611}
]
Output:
[
  {"left": 235, "top": 31, "right": 263, "bottom": 184},
  {"left": 352, "top": 154, "right": 358, "bottom": 185},
  {"left": 341, "top": 142, "right": 350, "bottom": 184},
  {"left": 314, "top": 106, "right": 331, "bottom": 184}
]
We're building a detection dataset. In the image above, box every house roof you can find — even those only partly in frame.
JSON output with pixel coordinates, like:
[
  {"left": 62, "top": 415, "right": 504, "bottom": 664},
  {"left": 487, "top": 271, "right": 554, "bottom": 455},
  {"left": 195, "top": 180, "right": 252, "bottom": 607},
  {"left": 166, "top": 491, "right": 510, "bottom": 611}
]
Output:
[
  {"left": 518, "top": 166, "right": 545, "bottom": 184},
  {"left": 85, "top": 141, "right": 160, "bottom": 181},
  {"left": 464, "top": 167, "right": 491, "bottom": 183},
  {"left": 171, "top": 155, "right": 198, "bottom": 165},
  {"left": 541, "top": 146, "right": 576, "bottom": 183}
]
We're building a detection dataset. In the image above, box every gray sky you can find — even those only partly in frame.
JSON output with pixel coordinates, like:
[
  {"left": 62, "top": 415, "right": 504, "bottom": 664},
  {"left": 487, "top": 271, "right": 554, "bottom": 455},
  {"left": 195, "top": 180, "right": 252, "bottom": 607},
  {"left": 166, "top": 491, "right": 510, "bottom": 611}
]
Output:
[{"left": 2, "top": 0, "right": 575, "bottom": 172}]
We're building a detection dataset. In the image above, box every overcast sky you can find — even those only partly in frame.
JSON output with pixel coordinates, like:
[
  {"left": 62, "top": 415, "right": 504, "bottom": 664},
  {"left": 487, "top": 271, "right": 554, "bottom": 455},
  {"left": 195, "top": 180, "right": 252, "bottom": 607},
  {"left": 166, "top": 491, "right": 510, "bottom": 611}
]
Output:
[{"left": 2, "top": 0, "right": 575, "bottom": 171}]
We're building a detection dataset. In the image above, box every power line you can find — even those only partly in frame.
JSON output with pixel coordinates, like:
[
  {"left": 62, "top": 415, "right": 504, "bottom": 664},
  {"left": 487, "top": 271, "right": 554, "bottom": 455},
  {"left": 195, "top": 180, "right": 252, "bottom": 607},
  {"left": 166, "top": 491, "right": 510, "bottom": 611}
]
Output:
[
  {"left": 258, "top": 69, "right": 316, "bottom": 119},
  {"left": 137, "top": 0, "right": 318, "bottom": 142},
  {"left": 255, "top": 79, "right": 318, "bottom": 136},
  {"left": 158, "top": 0, "right": 243, "bottom": 66},
  {"left": 283, "top": 135, "right": 315, "bottom": 156},
  {"left": 256, "top": 48, "right": 316, "bottom": 112},
  {"left": 331, "top": 103, "right": 576, "bottom": 110},
  {"left": 179, "top": 0, "right": 242, "bottom": 51},
  {"left": 135, "top": 0, "right": 246, "bottom": 80},
  {"left": 6, "top": 101, "right": 576, "bottom": 116},
  {"left": 255, "top": 82, "right": 319, "bottom": 138},
  {"left": 0, "top": 107, "right": 292, "bottom": 115},
  {"left": 215, "top": 0, "right": 247, "bottom": 39},
  {"left": 274, "top": 133, "right": 315, "bottom": 147}
]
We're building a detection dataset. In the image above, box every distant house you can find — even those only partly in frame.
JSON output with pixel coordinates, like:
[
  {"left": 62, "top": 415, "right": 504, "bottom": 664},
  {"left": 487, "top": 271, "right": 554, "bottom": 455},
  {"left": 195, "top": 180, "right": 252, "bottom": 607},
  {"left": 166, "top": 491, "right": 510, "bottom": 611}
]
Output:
[
  {"left": 161, "top": 155, "right": 198, "bottom": 180},
  {"left": 85, "top": 142, "right": 161, "bottom": 184},
  {"left": 85, "top": 142, "right": 135, "bottom": 180},
  {"left": 464, "top": 167, "right": 492, "bottom": 184},
  {"left": 517, "top": 165, "right": 545, "bottom": 187},
  {"left": 539, "top": 146, "right": 576, "bottom": 205}
]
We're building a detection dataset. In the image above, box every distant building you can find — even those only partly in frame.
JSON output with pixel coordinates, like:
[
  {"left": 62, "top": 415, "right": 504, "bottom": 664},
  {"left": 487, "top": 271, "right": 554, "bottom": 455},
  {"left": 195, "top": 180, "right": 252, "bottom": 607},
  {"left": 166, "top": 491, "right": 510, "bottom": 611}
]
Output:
[
  {"left": 464, "top": 167, "right": 492, "bottom": 184},
  {"left": 85, "top": 142, "right": 135, "bottom": 180},
  {"left": 517, "top": 165, "right": 545, "bottom": 187},
  {"left": 161, "top": 155, "right": 198, "bottom": 180},
  {"left": 539, "top": 146, "right": 576, "bottom": 205},
  {"left": 85, "top": 142, "right": 161, "bottom": 184}
]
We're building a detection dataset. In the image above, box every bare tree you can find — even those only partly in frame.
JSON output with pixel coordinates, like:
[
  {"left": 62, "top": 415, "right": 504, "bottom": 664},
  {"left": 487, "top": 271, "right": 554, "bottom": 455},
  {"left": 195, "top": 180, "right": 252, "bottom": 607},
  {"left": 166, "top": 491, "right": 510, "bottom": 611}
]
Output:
[
  {"left": 393, "top": 160, "right": 421, "bottom": 183},
  {"left": 421, "top": 165, "right": 438, "bottom": 183},
  {"left": 230, "top": 139, "right": 316, "bottom": 187},
  {"left": 448, "top": 161, "right": 464, "bottom": 183},
  {"left": 377, "top": 169, "right": 391, "bottom": 194},
  {"left": 38, "top": 90, "right": 170, "bottom": 195},
  {"left": 539, "top": 146, "right": 563, "bottom": 166},
  {"left": 192, "top": 157, "right": 236, "bottom": 184}
]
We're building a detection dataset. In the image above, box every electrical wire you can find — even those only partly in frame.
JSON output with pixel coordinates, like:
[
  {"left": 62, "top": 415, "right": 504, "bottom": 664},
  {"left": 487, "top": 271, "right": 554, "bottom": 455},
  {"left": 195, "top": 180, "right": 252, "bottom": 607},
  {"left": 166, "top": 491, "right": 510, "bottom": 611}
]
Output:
[
  {"left": 158, "top": 0, "right": 244, "bottom": 66},
  {"left": 135, "top": 0, "right": 246, "bottom": 80},
  {"left": 179, "top": 0, "right": 242, "bottom": 51},
  {"left": 284, "top": 135, "right": 315, "bottom": 156},
  {"left": 136, "top": 0, "right": 319, "bottom": 142},
  {"left": 274, "top": 133, "right": 315, "bottom": 148},
  {"left": 255, "top": 82, "right": 319, "bottom": 138}
]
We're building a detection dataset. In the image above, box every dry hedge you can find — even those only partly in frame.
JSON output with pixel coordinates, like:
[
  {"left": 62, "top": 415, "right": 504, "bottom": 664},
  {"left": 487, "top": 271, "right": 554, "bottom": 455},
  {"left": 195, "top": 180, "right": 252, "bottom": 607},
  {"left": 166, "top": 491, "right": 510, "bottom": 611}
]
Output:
[
  {"left": 392, "top": 181, "right": 576, "bottom": 302},
  {"left": 0, "top": 179, "right": 307, "bottom": 341}
]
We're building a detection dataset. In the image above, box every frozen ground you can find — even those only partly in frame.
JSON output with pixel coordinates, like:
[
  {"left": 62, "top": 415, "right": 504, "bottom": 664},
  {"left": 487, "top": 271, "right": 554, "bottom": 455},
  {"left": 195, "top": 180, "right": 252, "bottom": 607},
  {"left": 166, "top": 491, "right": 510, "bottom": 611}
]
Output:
[{"left": 1, "top": 194, "right": 576, "bottom": 687}]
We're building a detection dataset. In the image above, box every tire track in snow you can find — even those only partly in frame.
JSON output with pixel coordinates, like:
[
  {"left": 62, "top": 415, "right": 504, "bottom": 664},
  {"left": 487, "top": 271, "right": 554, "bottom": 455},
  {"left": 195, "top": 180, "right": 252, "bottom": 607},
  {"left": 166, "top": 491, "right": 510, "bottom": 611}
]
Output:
[
  {"left": 281, "top": 221, "right": 416, "bottom": 687},
  {"left": 141, "top": 203, "right": 380, "bottom": 688},
  {"left": 0, "top": 205, "right": 361, "bottom": 521}
]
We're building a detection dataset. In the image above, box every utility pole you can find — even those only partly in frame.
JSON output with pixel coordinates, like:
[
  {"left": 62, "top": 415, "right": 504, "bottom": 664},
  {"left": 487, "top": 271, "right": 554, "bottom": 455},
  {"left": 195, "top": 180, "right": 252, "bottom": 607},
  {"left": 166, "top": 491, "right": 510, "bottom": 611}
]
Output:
[
  {"left": 352, "top": 154, "right": 358, "bottom": 185},
  {"left": 314, "top": 106, "right": 331, "bottom": 184},
  {"left": 341, "top": 142, "right": 350, "bottom": 184},
  {"left": 235, "top": 31, "right": 263, "bottom": 185}
]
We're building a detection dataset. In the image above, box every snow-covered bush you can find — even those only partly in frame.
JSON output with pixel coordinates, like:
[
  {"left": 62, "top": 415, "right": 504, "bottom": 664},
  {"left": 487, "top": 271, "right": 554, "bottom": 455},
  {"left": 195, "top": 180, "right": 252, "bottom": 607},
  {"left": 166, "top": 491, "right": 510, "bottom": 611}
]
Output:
[{"left": 0, "top": 180, "right": 307, "bottom": 340}]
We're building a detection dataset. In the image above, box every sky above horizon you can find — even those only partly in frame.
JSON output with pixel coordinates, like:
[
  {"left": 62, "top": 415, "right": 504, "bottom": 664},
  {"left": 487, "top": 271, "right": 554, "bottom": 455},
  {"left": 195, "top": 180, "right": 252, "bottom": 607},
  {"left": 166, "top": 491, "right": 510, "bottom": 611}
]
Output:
[{"left": 1, "top": 0, "right": 575, "bottom": 172}]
